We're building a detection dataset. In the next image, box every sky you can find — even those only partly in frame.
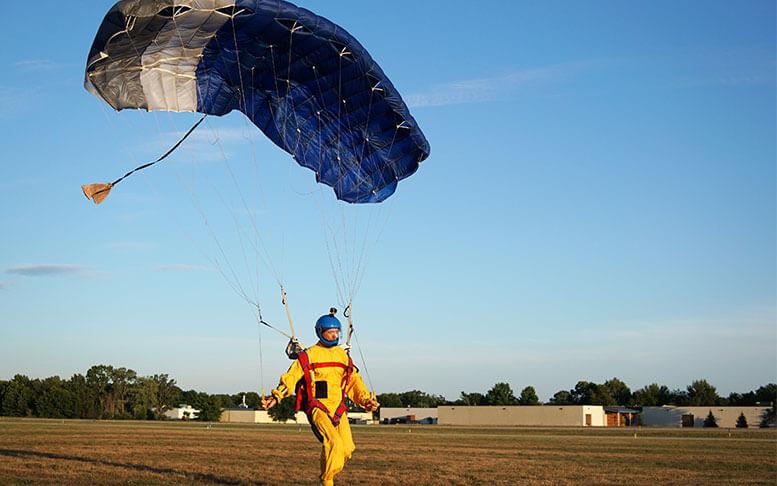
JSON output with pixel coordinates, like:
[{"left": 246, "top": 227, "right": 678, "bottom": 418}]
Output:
[{"left": 0, "top": 1, "right": 775, "bottom": 402}]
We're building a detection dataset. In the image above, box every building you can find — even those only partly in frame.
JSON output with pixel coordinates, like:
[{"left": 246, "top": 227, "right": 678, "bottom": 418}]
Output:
[
  {"left": 164, "top": 404, "right": 200, "bottom": 420},
  {"left": 219, "top": 409, "right": 374, "bottom": 424},
  {"left": 438, "top": 406, "right": 606, "bottom": 427},
  {"left": 380, "top": 407, "right": 438, "bottom": 424},
  {"left": 640, "top": 406, "right": 771, "bottom": 428},
  {"left": 347, "top": 412, "right": 376, "bottom": 424},
  {"left": 434, "top": 405, "right": 771, "bottom": 428},
  {"left": 219, "top": 409, "right": 310, "bottom": 424},
  {"left": 604, "top": 406, "right": 640, "bottom": 426}
]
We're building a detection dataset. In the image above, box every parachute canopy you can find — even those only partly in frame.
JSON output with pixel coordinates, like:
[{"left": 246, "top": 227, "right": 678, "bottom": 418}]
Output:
[{"left": 85, "top": 0, "right": 430, "bottom": 203}]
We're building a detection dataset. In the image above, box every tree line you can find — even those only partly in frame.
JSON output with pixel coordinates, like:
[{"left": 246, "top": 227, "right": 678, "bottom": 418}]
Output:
[
  {"left": 1, "top": 366, "right": 774, "bottom": 424},
  {"left": 0, "top": 365, "right": 263, "bottom": 422},
  {"left": 451, "top": 379, "right": 776, "bottom": 408},
  {"left": 546, "top": 378, "right": 776, "bottom": 408},
  {"left": 378, "top": 379, "right": 775, "bottom": 411}
]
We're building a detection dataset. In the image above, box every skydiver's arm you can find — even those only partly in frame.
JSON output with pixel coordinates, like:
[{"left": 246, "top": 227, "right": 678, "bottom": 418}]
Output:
[
  {"left": 271, "top": 359, "right": 303, "bottom": 403},
  {"left": 345, "top": 370, "right": 378, "bottom": 410}
]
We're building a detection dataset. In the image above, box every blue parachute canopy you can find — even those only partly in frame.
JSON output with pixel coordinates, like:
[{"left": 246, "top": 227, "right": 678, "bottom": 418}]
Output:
[{"left": 85, "top": 0, "right": 430, "bottom": 203}]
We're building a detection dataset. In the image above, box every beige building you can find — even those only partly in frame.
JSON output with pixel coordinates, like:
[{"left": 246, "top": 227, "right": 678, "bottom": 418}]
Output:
[
  {"left": 220, "top": 409, "right": 374, "bottom": 424},
  {"left": 640, "top": 406, "right": 770, "bottom": 428},
  {"left": 438, "top": 405, "right": 606, "bottom": 426},
  {"left": 220, "top": 408, "right": 309, "bottom": 424}
]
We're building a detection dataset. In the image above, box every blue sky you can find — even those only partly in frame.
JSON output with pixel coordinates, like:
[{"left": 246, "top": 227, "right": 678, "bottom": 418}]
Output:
[{"left": 1, "top": 1, "right": 775, "bottom": 401}]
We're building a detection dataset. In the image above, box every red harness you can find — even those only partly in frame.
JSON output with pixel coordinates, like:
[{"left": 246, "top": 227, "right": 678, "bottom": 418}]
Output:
[{"left": 294, "top": 350, "right": 354, "bottom": 427}]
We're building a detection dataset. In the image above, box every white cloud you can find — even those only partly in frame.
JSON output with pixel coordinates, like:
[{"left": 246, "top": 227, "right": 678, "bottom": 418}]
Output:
[
  {"left": 13, "top": 59, "right": 58, "bottom": 72},
  {"left": 406, "top": 61, "right": 593, "bottom": 108},
  {"left": 124, "top": 126, "right": 250, "bottom": 165},
  {"left": 185, "top": 126, "right": 259, "bottom": 144},
  {"left": 0, "top": 281, "right": 12, "bottom": 290},
  {"left": 5, "top": 264, "right": 94, "bottom": 278}
]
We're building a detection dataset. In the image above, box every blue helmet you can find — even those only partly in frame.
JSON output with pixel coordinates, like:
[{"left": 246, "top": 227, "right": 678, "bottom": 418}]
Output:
[{"left": 315, "top": 312, "right": 342, "bottom": 347}]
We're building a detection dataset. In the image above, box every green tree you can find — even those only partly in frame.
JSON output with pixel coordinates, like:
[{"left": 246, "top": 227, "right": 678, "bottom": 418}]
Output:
[
  {"left": 2, "top": 375, "right": 34, "bottom": 417},
  {"left": 86, "top": 365, "right": 114, "bottom": 418},
  {"left": 33, "top": 377, "right": 75, "bottom": 418},
  {"left": 591, "top": 386, "right": 615, "bottom": 405},
  {"left": 129, "top": 377, "right": 157, "bottom": 420},
  {"left": 517, "top": 386, "right": 540, "bottom": 405},
  {"left": 571, "top": 381, "right": 595, "bottom": 404},
  {"left": 149, "top": 374, "right": 178, "bottom": 418},
  {"left": 485, "top": 383, "right": 517, "bottom": 405},
  {"left": 0, "top": 380, "right": 8, "bottom": 415},
  {"left": 549, "top": 390, "right": 575, "bottom": 405},
  {"left": 572, "top": 381, "right": 615, "bottom": 405},
  {"left": 375, "top": 392, "right": 402, "bottom": 408},
  {"left": 703, "top": 410, "right": 718, "bottom": 427},
  {"left": 632, "top": 383, "right": 671, "bottom": 406},
  {"left": 757, "top": 385, "right": 776, "bottom": 428},
  {"left": 268, "top": 396, "right": 298, "bottom": 422},
  {"left": 66, "top": 373, "right": 97, "bottom": 419},
  {"left": 194, "top": 393, "right": 223, "bottom": 422},
  {"left": 667, "top": 388, "right": 689, "bottom": 406},
  {"left": 457, "top": 392, "right": 487, "bottom": 406},
  {"left": 213, "top": 394, "right": 236, "bottom": 408},
  {"left": 735, "top": 412, "right": 748, "bottom": 428},
  {"left": 755, "top": 383, "right": 776, "bottom": 409},
  {"left": 687, "top": 379, "right": 719, "bottom": 406},
  {"left": 179, "top": 389, "right": 201, "bottom": 407},
  {"left": 129, "top": 375, "right": 179, "bottom": 420},
  {"left": 398, "top": 390, "right": 445, "bottom": 408},
  {"left": 108, "top": 367, "right": 138, "bottom": 418},
  {"left": 603, "top": 378, "right": 631, "bottom": 405}
]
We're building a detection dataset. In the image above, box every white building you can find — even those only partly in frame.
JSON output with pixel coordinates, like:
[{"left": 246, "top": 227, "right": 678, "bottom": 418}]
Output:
[
  {"left": 347, "top": 412, "right": 376, "bottom": 424},
  {"left": 164, "top": 404, "right": 200, "bottom": 420}
]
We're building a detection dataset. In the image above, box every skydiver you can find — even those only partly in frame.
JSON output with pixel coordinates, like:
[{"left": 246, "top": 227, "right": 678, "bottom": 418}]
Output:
[{"left": 262, "top": 310, "right": 379, "bottom": 486}]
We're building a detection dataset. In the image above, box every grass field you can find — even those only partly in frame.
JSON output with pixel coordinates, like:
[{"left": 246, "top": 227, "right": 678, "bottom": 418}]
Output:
[{"left": 0, "top": 418, "right": 774, "bottom": 485}]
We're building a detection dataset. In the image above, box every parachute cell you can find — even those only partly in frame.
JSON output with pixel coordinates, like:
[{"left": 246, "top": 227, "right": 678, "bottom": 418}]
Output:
[{"left": 85, "top": 0, "right": 430, "bottom": 203}]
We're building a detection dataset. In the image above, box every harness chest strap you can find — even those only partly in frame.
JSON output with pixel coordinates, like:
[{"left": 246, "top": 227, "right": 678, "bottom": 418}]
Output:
[{"left": 295, "top": 350, "right": 354, "bottom": 426}]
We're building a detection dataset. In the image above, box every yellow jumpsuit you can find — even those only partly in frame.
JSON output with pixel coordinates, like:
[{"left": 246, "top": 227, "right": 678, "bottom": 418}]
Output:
[{"left": 272, "top": 342, "right": 373, "bottom": 486}]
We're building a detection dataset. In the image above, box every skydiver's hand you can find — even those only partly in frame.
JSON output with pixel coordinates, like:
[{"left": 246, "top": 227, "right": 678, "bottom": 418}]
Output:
[
  {"left": 362, "top": 397, "right": 379, "bottom": 412},
  {"left": 262, "top": 396, "right": 277, "bottom": 410}
]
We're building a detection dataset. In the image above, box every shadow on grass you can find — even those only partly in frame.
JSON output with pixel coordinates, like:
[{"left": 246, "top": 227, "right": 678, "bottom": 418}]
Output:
[{"left": 0, "top": 448, "right": 265, "bottom": 485}]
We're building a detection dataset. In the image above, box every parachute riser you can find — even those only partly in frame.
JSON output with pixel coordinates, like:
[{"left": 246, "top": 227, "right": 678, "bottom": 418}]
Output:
[
  {"left": 280, "top": 286, "right": 305, "bottom": 359},
  {"left": 343, "top": 302, "right": 354, "bottom": 352},
  {"left": 81, "top": 114, "right": 207, "bottom": 205},
  {"left": 281, "top": 286, "right": 296, "bottom": 338}
]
